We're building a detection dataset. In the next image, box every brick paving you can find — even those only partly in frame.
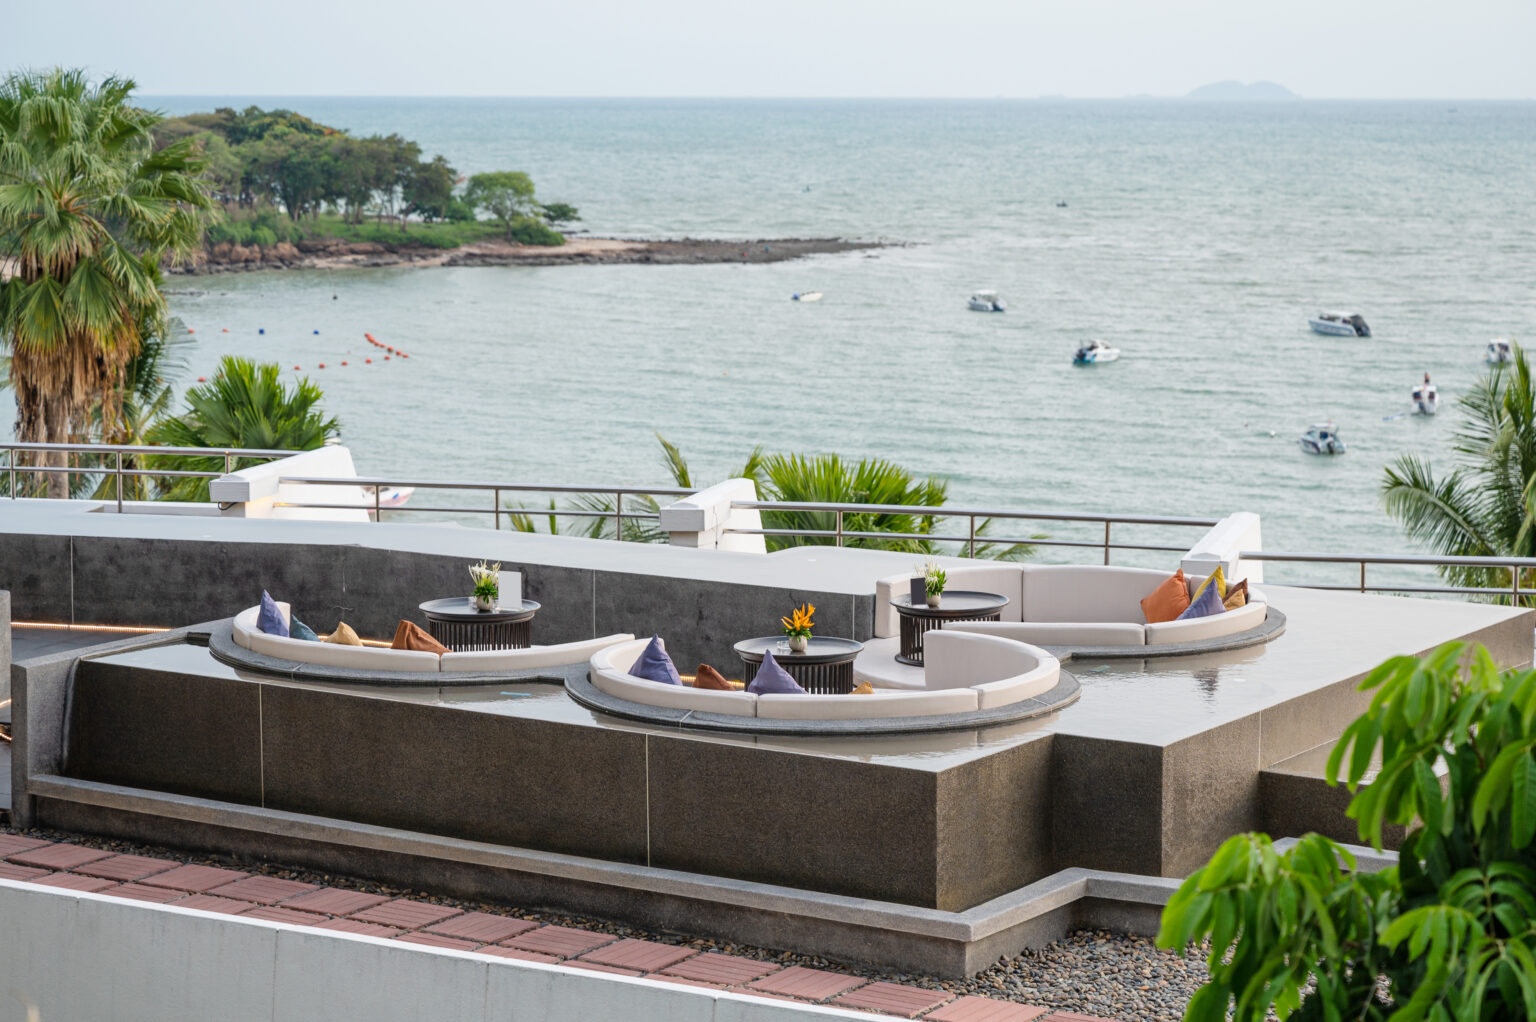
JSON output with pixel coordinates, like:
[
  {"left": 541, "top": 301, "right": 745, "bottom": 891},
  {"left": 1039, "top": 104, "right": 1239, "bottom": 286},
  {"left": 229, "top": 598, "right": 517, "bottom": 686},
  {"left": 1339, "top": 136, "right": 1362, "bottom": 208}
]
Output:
[{"left": 0, "top": 835, "right": 1124, "bottom": 1021}]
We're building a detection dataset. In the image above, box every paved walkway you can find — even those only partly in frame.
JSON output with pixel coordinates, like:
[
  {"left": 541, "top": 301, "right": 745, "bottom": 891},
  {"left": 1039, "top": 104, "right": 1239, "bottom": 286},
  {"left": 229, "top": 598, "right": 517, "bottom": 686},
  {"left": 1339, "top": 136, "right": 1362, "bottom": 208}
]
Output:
[{"left": 0, "top": 832, "right": 1118, "bottom": 1022}]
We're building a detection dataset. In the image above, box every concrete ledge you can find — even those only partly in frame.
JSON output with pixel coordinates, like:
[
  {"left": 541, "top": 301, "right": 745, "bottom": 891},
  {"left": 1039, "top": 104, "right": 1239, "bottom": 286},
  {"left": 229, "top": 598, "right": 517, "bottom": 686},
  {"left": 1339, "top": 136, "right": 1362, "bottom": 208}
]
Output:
[
  {"left": 0, "top": 878, "right": 871, "bottom": 1021},
  {"left": 27, "top": 772, "right": 1179, "bottom": 977}
]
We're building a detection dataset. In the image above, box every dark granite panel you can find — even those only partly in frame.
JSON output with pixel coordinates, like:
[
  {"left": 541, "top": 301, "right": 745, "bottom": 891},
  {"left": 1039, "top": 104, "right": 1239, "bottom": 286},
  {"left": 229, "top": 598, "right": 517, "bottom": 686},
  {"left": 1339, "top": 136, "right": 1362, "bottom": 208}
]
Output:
[
  {"left": 1259, "top": 769, "right": 1407, "bottom": 849},
  {"left": 594, "top": 573, "right": 862, "bottom": 675},
  {"left": 1258, "top": 674, "right": 1376, "bottom": 770},
  {"left": 935, "top": 736, "right": 1054, "bottom": 910},
  {"left": 62, "top": 661, "right": 262, "bottom": 805},
  {"left": 69, "top": 537, "right": 345, "bottom": 631},
  {"left": 1051, "top": 735, "right": 1163, "bottom": 876},
  {"left": 259, "top": 685, "right": 647, "bottom": 862},
  {"left": 1160, "top": 717, "right": 1262, "bottom": 877},
  {"left": 0, "top": 533, "right": 72, "bottom": 623},
  {"left": 646, "top": 733, "right": 940, "bottom": 907}
]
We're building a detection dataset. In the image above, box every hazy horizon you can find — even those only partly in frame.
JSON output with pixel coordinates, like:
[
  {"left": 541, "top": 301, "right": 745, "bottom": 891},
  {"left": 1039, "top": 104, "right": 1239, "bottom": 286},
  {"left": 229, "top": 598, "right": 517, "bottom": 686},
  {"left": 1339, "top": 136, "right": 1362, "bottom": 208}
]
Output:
[{"left": 4, "top": 0, "right": 1532, "bottom": 101}]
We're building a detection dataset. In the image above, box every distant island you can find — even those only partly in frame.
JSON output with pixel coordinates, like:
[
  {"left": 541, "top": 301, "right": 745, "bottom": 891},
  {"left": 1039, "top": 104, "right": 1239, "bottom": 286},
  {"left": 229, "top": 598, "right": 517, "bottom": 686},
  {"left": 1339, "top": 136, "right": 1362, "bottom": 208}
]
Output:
[{"left": 1185, "top": 81, "right": 1298, "bottom": 101}]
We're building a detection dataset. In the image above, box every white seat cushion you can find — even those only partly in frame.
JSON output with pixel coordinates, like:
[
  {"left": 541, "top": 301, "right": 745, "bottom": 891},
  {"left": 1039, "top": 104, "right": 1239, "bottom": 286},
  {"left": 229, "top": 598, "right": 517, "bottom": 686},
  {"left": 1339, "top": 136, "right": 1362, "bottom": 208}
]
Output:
[
  {"left": 996, "top": 621, "right": 1145, "bottom": 646},
  {"left": 972, "top": 665, "right": 1060, "bottom": 709},
  {"left": 757, "top": 688, "right": 978, "bottom": 720},
  {"left": 442, "top": 633, "right": 635, "bottom": 672},
  {"left": 1145, "top": 600, "right": 1266, "bottom": 645},
  {"left": 1019, "top": 565, "right": 1171, "bottom": 624},
  {"left": 936, "top": 566, "right": 1024, "bottom": 622}
]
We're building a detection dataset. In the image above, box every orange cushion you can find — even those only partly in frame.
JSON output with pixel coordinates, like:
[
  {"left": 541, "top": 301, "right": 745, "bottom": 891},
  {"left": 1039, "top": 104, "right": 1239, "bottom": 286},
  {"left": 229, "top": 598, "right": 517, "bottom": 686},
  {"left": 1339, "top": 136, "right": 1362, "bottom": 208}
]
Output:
[
  {"left": 1223, "top": 578, "right": 1249, "bottom": 611},
  {"left": 693, "top": 664, "right": 734, "bottom": 690},
  {"left": 1140, "top": 569, "right": 1191, "bottom": 624},
  {"left": 390, "top": 620, "right": 449, "bottom": 655}
]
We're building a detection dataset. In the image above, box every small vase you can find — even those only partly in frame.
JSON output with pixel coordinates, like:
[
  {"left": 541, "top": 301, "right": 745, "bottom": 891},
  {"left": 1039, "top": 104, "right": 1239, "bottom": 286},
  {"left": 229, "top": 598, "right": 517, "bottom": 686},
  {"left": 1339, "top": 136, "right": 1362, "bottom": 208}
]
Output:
[
  {"left": 925, "top": 592, "right": 942, "bottom": 609},
  {"left": 473, "top": 594, "right": 497, "bottom": 612},
  {"left": 787, "top": 633, "right": 809, "bottom": 654}
]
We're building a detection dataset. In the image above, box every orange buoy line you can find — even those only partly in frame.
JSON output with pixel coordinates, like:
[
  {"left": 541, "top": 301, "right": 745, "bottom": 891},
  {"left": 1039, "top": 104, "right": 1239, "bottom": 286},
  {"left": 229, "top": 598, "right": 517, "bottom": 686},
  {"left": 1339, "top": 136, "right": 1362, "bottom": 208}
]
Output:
[{"left": 291, "top": 333, "right": 415, "bottom": 372}]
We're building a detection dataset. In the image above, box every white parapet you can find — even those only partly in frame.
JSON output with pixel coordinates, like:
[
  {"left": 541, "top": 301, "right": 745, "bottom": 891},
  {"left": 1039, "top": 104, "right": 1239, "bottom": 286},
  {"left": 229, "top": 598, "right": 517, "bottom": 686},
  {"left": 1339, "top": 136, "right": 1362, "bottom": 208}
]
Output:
[
  {"left": 1182, "top": 511, "right": 1263, "bottom": 584},
  {"left": 209, "top": 445, "right": 371, "bottom": 523},
  {"left": 659, "top": 479, "right": 766, "bottom": 554}
]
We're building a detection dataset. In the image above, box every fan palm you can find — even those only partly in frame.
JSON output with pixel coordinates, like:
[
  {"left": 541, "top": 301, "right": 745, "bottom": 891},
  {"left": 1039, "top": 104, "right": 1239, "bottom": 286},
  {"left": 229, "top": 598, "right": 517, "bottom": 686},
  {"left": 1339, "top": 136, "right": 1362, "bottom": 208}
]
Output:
[
  {"left": 1381, "top": 345, "right": 1536, "bottom": 602},
  {"left": 0, "top": 68, "right": 213, "bottom": 496},
  {"left": 146, "top": 356, "right": 340, "bottom": 501}
]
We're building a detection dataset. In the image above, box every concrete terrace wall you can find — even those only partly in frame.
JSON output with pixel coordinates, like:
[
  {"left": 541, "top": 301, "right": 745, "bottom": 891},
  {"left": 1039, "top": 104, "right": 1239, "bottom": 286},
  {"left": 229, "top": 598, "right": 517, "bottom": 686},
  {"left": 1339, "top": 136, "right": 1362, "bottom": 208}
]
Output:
[
  {"left": 0, "top": 509, "right": 886, "bottom": 673},
  {"left": 0, "top": 879, "right": 866, "bottom": 1022}
]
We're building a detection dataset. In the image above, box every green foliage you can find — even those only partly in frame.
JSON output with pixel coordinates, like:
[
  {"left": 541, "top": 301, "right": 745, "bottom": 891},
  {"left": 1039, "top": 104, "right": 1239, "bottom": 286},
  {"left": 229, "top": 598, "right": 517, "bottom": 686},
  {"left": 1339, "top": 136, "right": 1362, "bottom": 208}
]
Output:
[
  {"left": 924, "top": 564, "right": 947, "bottom": 596},
  {"left": 1383, "top": 346, "right": 1536, "bottom": 604},
  {"left": 146, "top": 356, "right": 340, "bottom": 501},
  {"left": 464, "top": 171, "right": 549, "bottom": 242},
  {"left": 0, "top": 67, "right": 214, "bottom": 495},
  {"left": 1158, "top": 642, "right": 1536, "bottom": 1021},
  {"left": 505, "top": 216, "right": 565, "bottom": 246},
  {"left": 537, "top": 201, "right": 581, "bottom": 227}
]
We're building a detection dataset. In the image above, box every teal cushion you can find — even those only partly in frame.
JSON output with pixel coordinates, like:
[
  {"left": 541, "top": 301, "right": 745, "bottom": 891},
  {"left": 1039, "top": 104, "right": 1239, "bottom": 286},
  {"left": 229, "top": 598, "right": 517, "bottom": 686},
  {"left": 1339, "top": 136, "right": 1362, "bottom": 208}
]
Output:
[
  {"left": 629, "top": 635, "right": 682, "bottom": 686},
  {"left": 289, "top": 617, "right": 320, "bottom": 642},
  {"left": 747, "top": 651, "right": 806, "bottom": 695},
  {"left": 257, "top": 591, "right": 289, "bottom": 637},
  {"left": 1176, "top": 579, "right": 1226, "bottom": 620}
]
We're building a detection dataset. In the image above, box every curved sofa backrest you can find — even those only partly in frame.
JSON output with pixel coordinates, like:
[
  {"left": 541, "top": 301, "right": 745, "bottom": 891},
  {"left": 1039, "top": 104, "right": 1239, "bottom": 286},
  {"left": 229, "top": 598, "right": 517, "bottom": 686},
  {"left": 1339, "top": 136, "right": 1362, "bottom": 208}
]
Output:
[
  {"left": 442, "top": 634, "right": 636, "bottom": 672},
  {"left": 923, "top": 629, "right": 1044, "bottom": 688},
  {"left": 873, "top": 565, "right": 1025, "bottom": 637},
  {"left": 588, "top": 637, "right": 759, "bottom": 716},
  {"left": 231, "top": 604, "right": 440, "bottom": 673},
  {"left": 1020, "top": 565, "right": 1170, "bottom": 624}
]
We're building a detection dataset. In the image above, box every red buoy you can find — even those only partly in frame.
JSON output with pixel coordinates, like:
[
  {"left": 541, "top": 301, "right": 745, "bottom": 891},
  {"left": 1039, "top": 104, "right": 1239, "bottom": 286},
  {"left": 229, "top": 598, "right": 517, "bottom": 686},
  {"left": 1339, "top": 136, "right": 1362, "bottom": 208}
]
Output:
[
  {"left": 383, "top": 356, "right": 390, "bottom": 361},
  {"left": 318, "top": 363, "right": 326, "bottom": 369},
  {"left": 187, "top": 328, "right": 195, "bottom": 334},
  {"left": 341, "top": 361, "right": 348, "bottom": 366},
  {"left": 293, "top": 366, "right": 301, "bottom": 370},
  {"left": 365, "top": 358, "right": 372, "bottom": 363},
  {"left": 197, "top": 376, "right": 206, "bottom": 382}
]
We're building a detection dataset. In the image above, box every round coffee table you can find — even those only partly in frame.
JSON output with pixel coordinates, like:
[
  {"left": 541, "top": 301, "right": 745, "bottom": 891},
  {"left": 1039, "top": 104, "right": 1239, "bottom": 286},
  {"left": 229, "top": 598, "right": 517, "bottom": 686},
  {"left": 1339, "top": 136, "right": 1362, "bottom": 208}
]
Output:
[
  {"left": 890, "top": 591, "right": 1010, "bottom": 665},
  {"left": 419, "top": 598, "right": 540, "bottom": 652},
  {"left": 733, "top": 636, "right": 865, "bottom": 694}
]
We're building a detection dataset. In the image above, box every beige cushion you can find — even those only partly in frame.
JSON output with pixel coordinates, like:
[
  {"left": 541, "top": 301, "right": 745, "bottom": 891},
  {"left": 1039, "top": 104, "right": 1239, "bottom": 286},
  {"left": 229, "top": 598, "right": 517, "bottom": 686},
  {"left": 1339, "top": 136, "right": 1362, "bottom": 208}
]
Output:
[
  {"left": 756, "top": 688, "right": 978, "bottom": 720},
  {"left": 873, "top": 573, "right": 911, "bottom": 639},
  {"left": 922, "top": 629, "right": 1049, "bottom": 689},
  {"left": 998, "top": 621, "right": 1145, "bottom": 646},
  {"left": 1145, "top": 600, "right": 1267, "bottom": 645},
  {"left": 441, "top": 634, "right": 635, "bottom": 672},
  {"left": 1019, "top": 565, "right": 1172, "bottom": 624},
  {"left": 935, "top": 566, "right": 1024, "bottom": 622}
]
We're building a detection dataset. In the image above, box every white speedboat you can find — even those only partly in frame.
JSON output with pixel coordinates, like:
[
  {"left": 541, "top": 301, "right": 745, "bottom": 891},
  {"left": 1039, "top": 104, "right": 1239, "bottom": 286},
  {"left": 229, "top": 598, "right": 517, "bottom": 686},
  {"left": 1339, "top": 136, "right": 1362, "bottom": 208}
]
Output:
[
  {"left": 1072, "top": 339, "right": 1120, "bottom": 365},
  {"left": 362, "top": 485, "right": 415, "bottom": 510},
  {"left": 1300, "top": 422, "right": 1346, "bottom": 455},
  {"left": 968, "top": 290, "right": 1006, "bottom": 312},
  {"left": 1487, "top": 338, "right": 1515, "bottom": 364},
  {"left": 1308, "top": 311, "right": 1371, "bottom": 337},
  {"left": 1411, "top": 376, "right": 1438, "bottom": 415},
  {"left": 792, "top": 290, "right": 822, "bottom": 302}
]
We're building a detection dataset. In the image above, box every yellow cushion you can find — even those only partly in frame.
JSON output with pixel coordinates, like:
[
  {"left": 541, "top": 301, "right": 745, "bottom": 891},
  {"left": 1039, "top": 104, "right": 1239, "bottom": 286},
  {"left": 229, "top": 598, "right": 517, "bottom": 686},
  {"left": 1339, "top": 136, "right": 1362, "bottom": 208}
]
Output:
[
  {"left": 1190, "top": 566, "right": 1227, "bottom": 605},
  {"left": 851, "top": 682, "right": 874, "bottom": 695},
  {"left": 1140, "top": 569, "right": 1190, "bottom": 624},
  {"left": 323, "top": 621, "right": 362, "bottom": 646},
  {"left": 1223, "top": 578, "right": 1248, "bottom": 611}
]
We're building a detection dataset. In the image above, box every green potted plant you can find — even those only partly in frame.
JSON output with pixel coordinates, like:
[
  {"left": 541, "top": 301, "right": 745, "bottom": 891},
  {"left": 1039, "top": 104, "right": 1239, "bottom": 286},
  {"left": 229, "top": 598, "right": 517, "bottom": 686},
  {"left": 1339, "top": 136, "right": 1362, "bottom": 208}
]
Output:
[
  {"left": 468, "top": 560, "right": 500, "bottom": 612},
  {"left": 780, "top": 603, "right": 815, "bottom": 654},
  {"left": 921, "top": 561, "right": 947, "bottom": 608}
]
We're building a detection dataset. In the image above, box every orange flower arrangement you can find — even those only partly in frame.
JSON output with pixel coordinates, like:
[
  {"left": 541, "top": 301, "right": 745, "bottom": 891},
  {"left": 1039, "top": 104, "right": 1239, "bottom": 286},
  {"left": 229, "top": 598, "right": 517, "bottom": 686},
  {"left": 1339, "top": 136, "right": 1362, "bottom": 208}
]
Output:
[{"left": 781, "top": 602, "right": 815, "bottom": 639}]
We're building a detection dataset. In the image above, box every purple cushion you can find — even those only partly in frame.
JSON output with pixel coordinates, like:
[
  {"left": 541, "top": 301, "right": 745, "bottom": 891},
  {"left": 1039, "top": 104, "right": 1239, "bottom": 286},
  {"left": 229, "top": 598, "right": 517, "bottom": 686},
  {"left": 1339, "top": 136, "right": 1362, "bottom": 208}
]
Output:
[
  {"left": 257, "top": 590, "right": 289, "bottom": 637},
  {"left": 747, "top": 651, "right": 806, "bottom": 695},
  {"left": 629, "top": 635, "right": 682, "bottom": 686},
  {"left": 1176, "top": 579, "right": 1226, "bottom": 621}
]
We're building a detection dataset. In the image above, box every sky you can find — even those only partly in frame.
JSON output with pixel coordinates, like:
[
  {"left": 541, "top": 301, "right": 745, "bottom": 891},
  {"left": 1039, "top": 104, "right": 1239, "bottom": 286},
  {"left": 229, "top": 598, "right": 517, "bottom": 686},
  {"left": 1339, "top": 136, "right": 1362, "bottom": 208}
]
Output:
[{"left": 4, "top": 0, "right": 1533, "bottom": 99}]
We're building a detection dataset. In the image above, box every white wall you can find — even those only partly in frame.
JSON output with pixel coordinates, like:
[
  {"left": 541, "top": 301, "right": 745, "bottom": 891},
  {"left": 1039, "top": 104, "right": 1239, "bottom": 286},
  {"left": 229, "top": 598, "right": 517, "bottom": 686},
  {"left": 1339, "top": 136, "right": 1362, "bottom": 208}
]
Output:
[{"left": 0, "top": 881, "right": 867, "bottom": 1022}]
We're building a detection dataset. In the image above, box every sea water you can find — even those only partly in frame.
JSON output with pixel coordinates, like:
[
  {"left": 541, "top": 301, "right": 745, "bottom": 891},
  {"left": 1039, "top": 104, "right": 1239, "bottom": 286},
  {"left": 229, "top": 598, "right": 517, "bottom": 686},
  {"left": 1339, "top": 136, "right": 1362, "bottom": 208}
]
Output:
[{"left": 28, "top": 99, "right": 1536, "bottom": 571}]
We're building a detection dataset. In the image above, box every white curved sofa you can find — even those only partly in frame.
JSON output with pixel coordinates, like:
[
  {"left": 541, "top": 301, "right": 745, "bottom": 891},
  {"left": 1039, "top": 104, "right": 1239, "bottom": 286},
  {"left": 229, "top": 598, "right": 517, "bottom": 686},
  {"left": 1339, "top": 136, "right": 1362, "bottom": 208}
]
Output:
[
  {"left": 588, "top": 633, "right": 1059, "bottom": 720},
  {"left": 232, "top": 604, "right": 633, "bottom": 674},
  {"left": 873, "top": 565, "right": 1266, "bottom": 648}
]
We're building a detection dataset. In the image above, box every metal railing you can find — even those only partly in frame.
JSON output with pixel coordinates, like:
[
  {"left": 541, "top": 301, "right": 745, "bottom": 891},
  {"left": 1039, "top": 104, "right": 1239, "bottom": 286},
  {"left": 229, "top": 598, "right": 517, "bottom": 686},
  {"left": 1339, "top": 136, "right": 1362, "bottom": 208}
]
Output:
[
  {"left": 1241, "top": 551, "right": 1536, "bottom": 602},
  {"left": 277, "top": 475, "right": 694, "bottom": 532},
  {"left": 1, "top": 442, "right": 299, "bottom": 514},
  {"left": 726, "top": 501, "right": 1220, "bottom": 562}
]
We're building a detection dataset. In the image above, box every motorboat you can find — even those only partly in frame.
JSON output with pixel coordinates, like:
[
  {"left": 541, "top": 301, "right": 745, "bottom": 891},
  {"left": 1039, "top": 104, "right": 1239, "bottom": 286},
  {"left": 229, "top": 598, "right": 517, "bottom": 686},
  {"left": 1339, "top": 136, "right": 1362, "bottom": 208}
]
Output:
[
  {"left": 1308, "top": 311, "right": 1371, "bottom": 337},
  {"left": 1487, "top": 338, "right": 1515, "bottom": 364},
  {"left": 792, "top": 291, "right": 822, "bottom": 302},
  {"left": 1411, "top": 376, "right": 1438, "bottom": 415},
  {"left": 1072, "top": 339, "right": 1121, "bottom": 365},
  {"left": 362, "top": 485, "right": 415, "bottom": 511},
  {"left": 1300, "top": 422, "right": 1346, "bottom": 455},
  {"left": 968, "top": 290, "right": 1006, "bottom": 312}
]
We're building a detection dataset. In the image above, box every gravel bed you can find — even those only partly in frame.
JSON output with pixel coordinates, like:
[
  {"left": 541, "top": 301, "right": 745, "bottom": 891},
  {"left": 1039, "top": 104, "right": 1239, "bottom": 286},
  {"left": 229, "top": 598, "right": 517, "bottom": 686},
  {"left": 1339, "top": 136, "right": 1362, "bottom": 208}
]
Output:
[{"left": 4, "top": 825, "right": 1207, "bottom": 1020}]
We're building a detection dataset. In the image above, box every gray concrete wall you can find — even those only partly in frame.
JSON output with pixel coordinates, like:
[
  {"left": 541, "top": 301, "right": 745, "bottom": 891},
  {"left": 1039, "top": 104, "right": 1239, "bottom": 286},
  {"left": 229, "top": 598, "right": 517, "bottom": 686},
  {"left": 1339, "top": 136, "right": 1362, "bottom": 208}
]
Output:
[{"left": 0, "top": 589, "right": 10, "bottom": 707}]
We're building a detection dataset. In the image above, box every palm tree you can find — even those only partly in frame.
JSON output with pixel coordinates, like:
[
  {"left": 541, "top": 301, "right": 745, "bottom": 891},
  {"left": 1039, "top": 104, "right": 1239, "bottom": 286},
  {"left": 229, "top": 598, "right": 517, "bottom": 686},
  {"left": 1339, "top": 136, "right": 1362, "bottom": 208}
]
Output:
[
  {"left": 0, "top": 68, "right": 213, "bottom": 496},
  {"left": 1382, "top": 345, "right": 1536, "bottom": 603},
  {"left": 146, "top": 356, "right": 340, "bottom": 501}
]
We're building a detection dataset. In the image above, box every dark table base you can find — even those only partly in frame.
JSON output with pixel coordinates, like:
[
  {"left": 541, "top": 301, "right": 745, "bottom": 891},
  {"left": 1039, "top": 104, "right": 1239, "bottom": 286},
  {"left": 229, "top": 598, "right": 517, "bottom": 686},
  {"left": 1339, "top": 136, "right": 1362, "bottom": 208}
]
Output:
[
  {"left": 425, "top": 617, "right": 532, "bottom": 652},
  {"left": 740, "top": 656, "right": 856, "bottom": 695},
  {"left": 897, "top": 610, "right": 1003, "bottom": 666}
]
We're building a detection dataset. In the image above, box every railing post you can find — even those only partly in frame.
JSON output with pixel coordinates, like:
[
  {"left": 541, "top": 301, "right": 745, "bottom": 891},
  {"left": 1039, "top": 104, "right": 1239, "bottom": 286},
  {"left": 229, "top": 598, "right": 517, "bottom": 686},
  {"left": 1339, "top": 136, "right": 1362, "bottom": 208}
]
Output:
[
  {"left": 836, "top": 509, "right": 844, "bottom": 547},
  {"left": 494, "top": 487, "right": 501, "bottom": 530},
  {"left": 8, "top": 448, "right": 14, "bottom": 499},
  {"left": 1360, "top": 562, "right": 1366, "bottom": 593},
  {"left": 115, "top": 450, "right": 123, "bottom": 513},
  {"left": 614, "top": 491, "right": 623, "bottom": 541},
  {"left": 374, "top": 484, "right": 382, "bottom": 523},
  {"left": 1513, "top": 564, "right": 1521, "bottom": 606},
  {"left": 968, "top": 515, "right": 976, "bottom": 559},
  {"left": 1103, "top": 521, "right": 1111, "bottom": 565},
  {"left": 225, "top": 452, "right": 233, "bottom": 474}
]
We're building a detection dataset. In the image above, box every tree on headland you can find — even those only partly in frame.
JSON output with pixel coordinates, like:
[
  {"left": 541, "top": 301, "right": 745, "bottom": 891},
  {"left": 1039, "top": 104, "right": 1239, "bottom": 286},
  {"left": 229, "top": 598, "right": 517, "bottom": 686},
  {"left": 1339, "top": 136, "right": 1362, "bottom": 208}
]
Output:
[
  {"left": 1381, "top": 345, "right": 1536, "bottom": 604},
  {"left": 147, "top": 356, "right": 340, "bottom": 502},
  {"left": 0, "top": 68, "right": 214, "bottom": 496},
  {"left": 537, "top": 202, "right": 581, "bottom": 229},
  {"left": 464, "top": 171, "right": 536, "bottom": 238}
]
